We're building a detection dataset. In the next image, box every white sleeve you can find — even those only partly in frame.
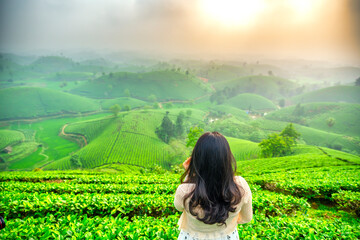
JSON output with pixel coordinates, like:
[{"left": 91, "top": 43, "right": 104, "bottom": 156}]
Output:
[
  {"left": 236, "top": 176, "right": 253, "bottom": 224},
  {"left": 174, "top": 185, "right": 185, "bottom": 212}
]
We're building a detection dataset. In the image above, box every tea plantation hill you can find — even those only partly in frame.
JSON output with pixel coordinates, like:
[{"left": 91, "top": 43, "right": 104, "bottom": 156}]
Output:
[
  {"left": 224, "top": 93, "right": 277, "bottom": 111},
  {"left": 0, "top": 87, "right": 99, "bottom": 120},
  {"left": 188, "top": 62, "right": 284, "bottom": 82},
  {"left": 70, "top": 70, "right": 211, "bottom": 100},
  {"left": 265, "top": 102, "right": 360, "bottom": 138},
  {"left": 42, "top": 109, "right": 208, "bottom": 170},
  {"left": 213, "top": 75, "right": 296, "bottom": 100},
  {"left": 291, "top": 85, "right": 360, "bottom": 104},
  {"left": 0, "top": 129, "right": 24, "bottom": 150}
]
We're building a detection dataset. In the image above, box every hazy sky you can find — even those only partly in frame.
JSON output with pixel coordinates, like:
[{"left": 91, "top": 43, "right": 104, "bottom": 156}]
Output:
[{"left": 0, "top": 0, "right": 359, "bottom": 64}]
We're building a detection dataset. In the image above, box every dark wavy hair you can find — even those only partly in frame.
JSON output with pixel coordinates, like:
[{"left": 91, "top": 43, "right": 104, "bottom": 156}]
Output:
[{"left": 180, "top": 131, "right": 243, "bottom": 225}]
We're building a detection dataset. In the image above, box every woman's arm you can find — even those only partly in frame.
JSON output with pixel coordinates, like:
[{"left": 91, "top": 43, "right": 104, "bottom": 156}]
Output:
[
  {"left": 174, "top": 185, "right": 185, "bottom": 212},
  {"left": 237, "top": 177, "right": 253, "bottom": 224}
]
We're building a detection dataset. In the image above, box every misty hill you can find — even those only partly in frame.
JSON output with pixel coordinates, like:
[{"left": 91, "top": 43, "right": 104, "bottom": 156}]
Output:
[
  {"left": 29, "top": 56, "right": 77, "bottom": 73},
  {"left": 291, "top": 86, "right": 360, "bottom": 104},
  {"left": 224, "top": 93, "right": 277, "bottom": 111},
  {"left": 0, "top": 87, "right": 99, "bottom": 120},
  {"left": 197, "top": 63, "right": 284, "bottom": 83},
  {"left": 70, "top": 70, "right": 210, "bottom": 100},
  {"left": 298, "top": 66, "right": 360, "bottom": 84},
  {"left": 265, "top": 102, "right": 360, "bottom": 138},
  {"left": 213, "top": 75, "right": 296, "bottom": 100}
]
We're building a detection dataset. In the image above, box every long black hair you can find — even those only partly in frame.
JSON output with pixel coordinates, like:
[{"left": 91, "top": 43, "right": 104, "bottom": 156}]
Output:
[{"left": 180, "top": 131, "right": 243, "bottom": 225}]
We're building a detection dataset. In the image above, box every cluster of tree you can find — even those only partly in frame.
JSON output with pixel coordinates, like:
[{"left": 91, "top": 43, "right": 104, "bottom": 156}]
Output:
[
  {"left": 355, "top": 77, "right": 360, "bottom": 86},
  {"left": 70, "top": 154, "right": 82, "bottom": 169},
  {"left": 259, "top": 123, "right": 300, "bottom": 158},
  {"left": 292, "top": 103, "right": 305, "bottom": 116},
  {"left": 156, "top": 111, "right": 185, "bottom": 143},
  {"left": 186, "top": 126, "right": 204, "bottom": 148},
  {"left": 210, "top": 86, "right": 248, "bottom": 104},
  {"left": 109, "top": 104, "right": 130, "bottom": 117}
]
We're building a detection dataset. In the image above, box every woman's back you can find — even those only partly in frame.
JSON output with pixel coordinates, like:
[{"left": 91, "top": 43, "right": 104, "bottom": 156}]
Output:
[{"left": 174, "top": 175, "right": 252, "bottom": 239}]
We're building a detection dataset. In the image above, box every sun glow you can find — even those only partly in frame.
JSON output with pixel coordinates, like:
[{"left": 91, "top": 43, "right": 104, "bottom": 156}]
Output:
[{"left": 201, "top": 0, "right": 266, "bottom": 27}]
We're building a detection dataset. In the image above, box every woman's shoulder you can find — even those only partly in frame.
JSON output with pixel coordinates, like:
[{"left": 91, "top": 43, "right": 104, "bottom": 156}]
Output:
[
  {"left": 176, "top": 182, "right": 195, "bottom": 195},
  {"left": 234, "top": 175, "right": 249, "bottom": 185}
]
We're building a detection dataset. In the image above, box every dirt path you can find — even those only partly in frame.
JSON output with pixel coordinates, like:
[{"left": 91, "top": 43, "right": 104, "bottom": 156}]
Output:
[
  {"left": 61, "top": 124, "right": 88, "bottom": 146},
  {"left": 39, "top": 146, "right": 49, "bottom": 162}
]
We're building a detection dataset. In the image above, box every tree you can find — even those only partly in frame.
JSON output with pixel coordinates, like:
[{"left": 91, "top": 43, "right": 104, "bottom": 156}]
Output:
[
  {"left": 259, "top": 123, "right": 300, "bottom": 158},
  {"left": 293, "top": 103, "right": 305, "bottom": 116},
  {"left": 148, "top": 94, "right": 157, "bottom": 103},
  {"left": 186, "top": 109, "right": 192, "bottom": 116},
  {"left": 110, "top": 104, "right": 121, "bottom": 117},
  {"left": 165, "top": 102, "right": 173, "bottom": 109},
  {"left": 279, "top": 99, "right": 285, "bottom": 108},
  {"left": 259, "top": 133, "right": 289, "bottom": 158},
  {"left": 124, "top": 89, "right": 130, "bottom": 97},
  {"left": 175, "top": 112, "right": 185, "bottom": 136},
  {"left": 186, "top": 126, "right": 204, "bottom": 148},
  {"left": 123, "top": 105, "right": 131, "bottom": 111},
  {"left": 280, "top": 123, "right": 300, "bottom": 142},
  {"left": 326, "top": 117, "right": 335, "bottom": 128},
  {"left": 355, "top": 77, "right": 360, "bottom": 86},
  {"left": 153, "top": 102, "right": 159, "bottom": 109},
  {"left": 70, "top": 154, "right": 82, "bottom": 169},
  {"left": 156, "top": 111, "right": 175, "bottom": 143}
]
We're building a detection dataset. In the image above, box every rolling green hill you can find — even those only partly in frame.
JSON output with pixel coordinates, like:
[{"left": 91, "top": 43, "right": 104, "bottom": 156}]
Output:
[
  {"left": 265, "top": 102, "right": 360, "bottom": 138},
  {"left": 29, "top": 56, "right": 77, "bottom": 73},
  {"left": 0, "top": 87, "right": 100, "bottom": 120},
  {"left": 100, "top": 97, "right": 147, "bottom": 110},
  {"left": 213, "top": 75, "right": 296, "bottom": 100},
  {"left": 70, "top": 71, "right": 210, "bottom": 100},
  {"left": 292, "top": 86, "right": 360, "bottom": 104},
  {"left": 0, "top": 130, "right": 24, "bottom": 150},
  {"left": 44, "top": 109, "right": 207, "bottom": 170},
  {"left": 225, "top": 93, "right": 277, "bottom": 111},
  {"left": 227, "top": 137, "right": 260, "bottom": 161},
  {"left": 256, "top": 118, "right": 360, "bottom": 154}
]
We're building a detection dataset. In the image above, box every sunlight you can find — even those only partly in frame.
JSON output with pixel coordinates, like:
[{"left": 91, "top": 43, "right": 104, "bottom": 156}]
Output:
[
  {"left": 200, "top": 0, "right": 266, "bottom": 27},
  {"left": 288, "top": 0, "right": 325, "bottom": 20}
]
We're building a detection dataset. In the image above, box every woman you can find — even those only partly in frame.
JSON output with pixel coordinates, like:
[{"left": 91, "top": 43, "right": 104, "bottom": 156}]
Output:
[{"left": 174, "top": 132, "right": 252, "bottom": 240}]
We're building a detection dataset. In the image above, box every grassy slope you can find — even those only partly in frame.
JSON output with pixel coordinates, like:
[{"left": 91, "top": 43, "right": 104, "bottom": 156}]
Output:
[
  {"left": 256, "top": 118, "right": 360, "bottom": 154},
  {"left": 44, "top": 109, "right": 207, "bottom": 170},
  {"left": 0, "top": 87, "right": 100, "bottom": 120},
  {"left": 292, "top": 86, "right": 360, "bottom": 104},
  {"left": 100, "top": 97, "right": 147, "bottom": 110},
  {"left": 0, "top": 113, "right": 112, "bottom": 170},
  {"left": 265, "top": 102, "right": 360, "bottom": 138},
  {"left": 227, "top": 137, "right": 260, "bottom": 161},
  {"left": 70, "top": 71, "right": 210, "bottom": 100},
  {"left": 238, "top": 144, "right": 360, "bottom": 174},
  {"left": 0, "top": 130, "right": 24, "bottom": 149},
  {"left": 225, "top": 93, "right": 277, "bottom": 110},
  {"left": 213, "top": 75, "right": 295, "bottom": 100}
]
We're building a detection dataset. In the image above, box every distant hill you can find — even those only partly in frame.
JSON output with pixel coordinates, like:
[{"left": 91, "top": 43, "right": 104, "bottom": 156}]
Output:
[
  {"left": 265, "top": 102, "right": 360, "bottom": 138},
  {"left": 196, "top": 62, "right": 284, "bottom": 83},
  {"left": 29, "top": 56, "right": 77, "bottom": 73},
  {"left": 214, "top": 75, "right": 296, "bottom": 100},
  {"left": 0, "top": 87, "right": 99, "bottom": 120},
  {"left": 291, "top": 86, "right": 360, "bottom": 104},
  {"left": 70, "top": 70, "right": 210, "bottom": 100},
  {"left": 224, "top": 93, "right": 277, "bottom": 111},
  {"left": 100, "top": 97, "right": 147, "bottom": 110}
]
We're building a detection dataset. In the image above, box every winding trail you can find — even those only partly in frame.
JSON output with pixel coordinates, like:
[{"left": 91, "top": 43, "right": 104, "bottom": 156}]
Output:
[{"left": 61, "top": 124, "right": 88, "bottom": 146}]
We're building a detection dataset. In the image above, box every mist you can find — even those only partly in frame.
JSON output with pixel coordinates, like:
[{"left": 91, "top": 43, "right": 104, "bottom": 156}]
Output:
[{"left": 0, "top": 0, "right": 359, "bottom": 65}]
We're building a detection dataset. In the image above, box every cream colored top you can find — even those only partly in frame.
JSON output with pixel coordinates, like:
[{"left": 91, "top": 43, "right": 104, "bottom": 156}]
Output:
[{"left": 174, "top": 175, "right": 252, "bottom": 239}]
